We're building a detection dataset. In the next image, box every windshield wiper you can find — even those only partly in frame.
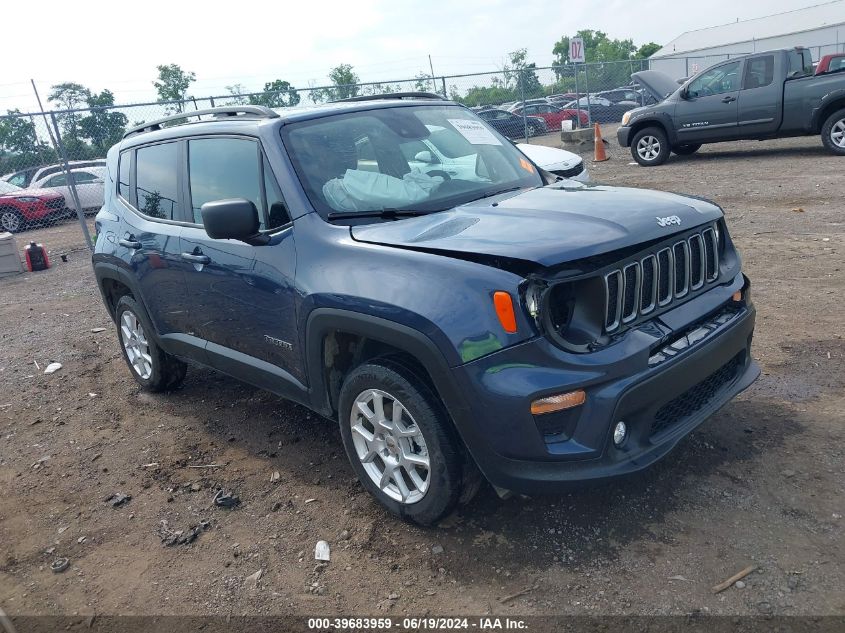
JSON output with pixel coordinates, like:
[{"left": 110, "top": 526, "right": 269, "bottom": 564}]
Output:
[
  {"left": 327, "top": 208, "right": 431, "bottom": 221},
  {"left": 471, "top": 186, "right": 526, "bottom": 202}
]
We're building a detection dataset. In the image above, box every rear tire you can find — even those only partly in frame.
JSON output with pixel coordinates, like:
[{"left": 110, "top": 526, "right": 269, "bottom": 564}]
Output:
[
  {"left": 821, "top": 107, "right": 845, "bottom": 155},
  {"left": 0, "top": 208, "right": 24, "bottom": 233},
  {"left": 338, "top": 360, "right": 463, "bottom": 526},
  {"left": 672, "top": 144, "right": 701, "bottom": 156},
  {"left": 631, "top": 127, "right": 670, "bottom": 166},
  {"left": 114, "top": 295, "right": 187, "bottom": 392}
]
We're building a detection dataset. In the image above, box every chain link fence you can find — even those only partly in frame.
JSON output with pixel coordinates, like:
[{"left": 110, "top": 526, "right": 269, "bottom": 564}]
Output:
[{"left": 2, "top": 44, "right": 841, "bottom": 251}]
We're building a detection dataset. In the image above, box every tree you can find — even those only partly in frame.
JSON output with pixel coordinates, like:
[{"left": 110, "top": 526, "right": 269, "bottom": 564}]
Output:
[
  {"left": 0, "top": 110, "right": 56, "bottom": 171},
  {"left": 78, "top": 90, "right": 128, "bottom": 154},
  {"left": 636, "top": 42, "right": 661, "bottom": 59},
  {"left": 551, "top": 30, "right": 656, "bottom": 89},
  {"left": 328, "top": 64, "right": 360, "bottom": 100},
  {"left": 414, "top": 73, "right": 437, "bottom": 93},
  {"left": 503, "top": 49, "right": 543, "bottom": 98},
  {"left": 48, "top": 82, "right": 91, "bottom": 138},
  {"left": 249, "top": 80, "right": 301, "bottom": 108},
  {"left": 225, "top": 84, "right": 250, "bottom": 105},
  {"left": 153, "top": 64, "right": 196, "bottom": 112}
]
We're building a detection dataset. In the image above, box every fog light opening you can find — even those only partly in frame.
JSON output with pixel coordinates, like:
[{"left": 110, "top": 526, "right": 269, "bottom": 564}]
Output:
[{"left": 613, "top": 421, "right": 628, "bottom": 447}]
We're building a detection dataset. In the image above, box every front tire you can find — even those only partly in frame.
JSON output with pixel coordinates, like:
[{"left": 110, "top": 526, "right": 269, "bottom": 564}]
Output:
[
  {"left": 672, "top": 143, "right": 701, "bottom": 156},
  {"left": 821, "top": 107, "right": 845, "bottom": 155},
  {"left": 338, "top": 360, "right": 463, "bottom": 525},
  {"left": 0, "top": 208, "right": 24, "bottom": 233},
  {"left": 115, "top": 295, "right": 187, "bottom": 392},
  {"left": 631, "top": 126, "right": 670, "bottom": 166}
]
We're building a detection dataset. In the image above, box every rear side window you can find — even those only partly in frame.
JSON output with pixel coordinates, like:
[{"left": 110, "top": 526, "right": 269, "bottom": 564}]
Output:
[
  {"left": 118, "top": 151, "right": 131, "bottom": 200},
  {"left": 135, "top": 142, "right": 180, "bottom": 220},
  {"left": 743, "top": 55, "right": 774, "bottom": 89},
  {"left": 788, "top": 50, "right": 813, "bottom": 77}
]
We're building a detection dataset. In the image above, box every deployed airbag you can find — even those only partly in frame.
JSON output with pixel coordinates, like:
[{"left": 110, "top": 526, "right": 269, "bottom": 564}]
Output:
[{"left": 323, "top": 169, "right": 443, "bottom": 212}]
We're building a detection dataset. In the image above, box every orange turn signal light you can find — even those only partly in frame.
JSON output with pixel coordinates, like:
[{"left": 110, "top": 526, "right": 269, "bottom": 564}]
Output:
[
  {"left": 493, "top": 291, "right": 518, "bottom": 333},
  {"left": 732, "top": 291, "right": 742, "bottom": 302},
  {"left": 530, "top": 390, "right": 586, "bottom": 416}
]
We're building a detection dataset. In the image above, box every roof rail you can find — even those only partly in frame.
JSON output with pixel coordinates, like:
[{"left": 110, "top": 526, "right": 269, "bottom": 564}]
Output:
[
  {"left": 333, "top": 92, "right": 446, "bottom": 103},
  {"left": 123, "top": 106, "right": 279, "bottom": 139}
]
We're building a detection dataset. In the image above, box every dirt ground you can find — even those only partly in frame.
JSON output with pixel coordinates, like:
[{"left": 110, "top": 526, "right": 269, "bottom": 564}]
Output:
[{"left": 0, "top": 132, "right": 843, "bottom": 623}]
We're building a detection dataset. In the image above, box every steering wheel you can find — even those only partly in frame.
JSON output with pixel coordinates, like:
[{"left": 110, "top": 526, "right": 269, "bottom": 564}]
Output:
[{"left": 427, "top": 170, "right": 452, "bottom": 181}]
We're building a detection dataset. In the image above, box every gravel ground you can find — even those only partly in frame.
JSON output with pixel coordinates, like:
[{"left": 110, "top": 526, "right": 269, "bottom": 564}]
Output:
[{"left": 0, "top": 132, "right": 842, "bottom": 622}]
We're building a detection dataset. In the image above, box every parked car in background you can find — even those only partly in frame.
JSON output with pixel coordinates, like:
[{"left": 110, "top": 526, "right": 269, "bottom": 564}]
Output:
[
  {"left": 510, "top": 103, "right": 589, "bottom": 129},
  {"left": 1, "top": 166, "right": 43, "bottom": 189},
  {"left": 475, "top": 108, "right": 548, "bottom": 137},
  {"left": 0, "top": 180, "right": 67, "bottom": 233},
  {"left": 619, "top": 47, "right": 845, "bottom": 165},
  {"left": 548, "top": 93, "right": 581, "bottom": 106},
  {"left": 516, "top": 143, "right": 589, "bottom": 181},
  {"left": 29, "top": 159, "right": 106, "bottom": 187},
  {"left": 815, "top": 53, "right": 845, "bottom": 75},
  {"left": 504, "top": 98, "right": 549, "bottom": 111},
  {"left": 31, "top": 167, "right": 107, "bottom": 214},
  {"left": 563, "top": 96, "right": 638, "bottom": 123}
]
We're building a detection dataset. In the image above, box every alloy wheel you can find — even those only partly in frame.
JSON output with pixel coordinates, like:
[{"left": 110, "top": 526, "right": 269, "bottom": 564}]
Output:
[
  {"left": 350, "top": 388, "right": 430, "bottom": 504},
  {"left": 1, "top": 210, "right": 21, "bottom": 232},
  {"left": 636, "top": 135, "right": 661, "bottom": 161},
  {"left": 831, "top": 118, "right": 845, "bottom": 148},
  {"left": 120, "top": 311, "right": 153, "bottom": 379}
]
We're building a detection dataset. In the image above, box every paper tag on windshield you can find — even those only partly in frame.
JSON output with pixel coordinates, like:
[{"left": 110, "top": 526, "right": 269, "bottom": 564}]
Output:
[{"left": 447, "top": 119, "right": 502, "bottom": 146}]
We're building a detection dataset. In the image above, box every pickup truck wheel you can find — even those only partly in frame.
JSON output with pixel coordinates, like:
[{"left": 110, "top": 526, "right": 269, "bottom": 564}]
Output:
[
  {"left": 631, "top": 127, "right": 670, "bottom": 166},
  {"left": 338, "top": 360, "right": 463, "bottom": 525},
  {"left": 672, "top": 144, "right": 701, "bottom": 156},
  {"left": 115, "top": 296, "right": 187, "bottom": 392},
  {"left": 821, "top": 108, "right": 845, "bottom": 155}
]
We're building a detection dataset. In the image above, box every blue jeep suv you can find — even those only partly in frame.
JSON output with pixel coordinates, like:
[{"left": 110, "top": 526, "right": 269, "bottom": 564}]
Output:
[{"left": 93, "top": 95, "right": 759, "bottom": 525}]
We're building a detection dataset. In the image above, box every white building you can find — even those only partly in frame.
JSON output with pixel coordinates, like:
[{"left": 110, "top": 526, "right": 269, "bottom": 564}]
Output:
[{"left": 650, "top": 1, "right": 845, "bottom": 79}]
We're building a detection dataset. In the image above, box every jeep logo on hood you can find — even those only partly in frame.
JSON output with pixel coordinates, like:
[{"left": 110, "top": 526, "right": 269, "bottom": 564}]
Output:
[{"left": 656, "top": 215, "right": 682, "bottom": 227}]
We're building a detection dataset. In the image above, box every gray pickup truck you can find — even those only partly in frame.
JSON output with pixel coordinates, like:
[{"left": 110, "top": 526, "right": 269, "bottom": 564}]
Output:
[{"left": 617, "top": 47, "right": 845, "bottom": 165}]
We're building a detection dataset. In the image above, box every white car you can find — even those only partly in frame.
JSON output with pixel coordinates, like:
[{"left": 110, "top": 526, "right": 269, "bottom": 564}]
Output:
[
  {"left": 517, "top": 143, "right": 590, "bottom": 182},
  {"left": 30, "top": 166, "right": 107, "bottom": 213}
]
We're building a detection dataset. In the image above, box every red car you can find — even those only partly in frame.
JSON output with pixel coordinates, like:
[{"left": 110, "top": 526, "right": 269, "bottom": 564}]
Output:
[
  {"left": 816, "top": 53, "right": 845, "bottom": 75},
  {"left": 510, "top": 103, "right": 590, "bottom": 129},
  {"left": 0, "top": 181, "right": 67, "bottom": 233}
]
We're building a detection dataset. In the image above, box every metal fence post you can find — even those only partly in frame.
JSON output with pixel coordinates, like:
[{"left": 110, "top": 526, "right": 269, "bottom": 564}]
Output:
[
  {"left": 441, "top": 77, "right": 447, "bottom": 98},
  {"left": 519, "top": 72, "right": 529, "bottom": 143},
  {"left": 584, "top": 63, "right": 592, "bottom": 126},
  {"left": 574, "top": 64, "right": 580, "bottom": 128},
  {"left": 48, "top": 113, "right": 93, "bottom": 252}
]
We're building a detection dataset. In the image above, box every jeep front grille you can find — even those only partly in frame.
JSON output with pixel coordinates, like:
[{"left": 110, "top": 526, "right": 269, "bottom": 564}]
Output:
[{"left": 603, "top": 227, "right": 719, "bottom": 334}]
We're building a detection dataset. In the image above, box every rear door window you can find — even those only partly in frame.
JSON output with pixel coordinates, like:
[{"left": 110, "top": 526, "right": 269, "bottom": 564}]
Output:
[{"left": 135, "top": 142, "right": 181, "bottom": 220}]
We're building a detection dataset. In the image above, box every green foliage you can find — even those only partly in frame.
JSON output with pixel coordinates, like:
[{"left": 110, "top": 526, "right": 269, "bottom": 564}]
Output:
[
  {"left": 153, "top": 64, "right": 196, "bottom": 112},
  {"left": 79, "top": 90, "right": 128, "bottom": 153},
  {"left": 504, "top": 49, "right": 543, "bottom": 97},
  {"left": 636, "top": 42, "right": 662, "bottom": 59},
  {"left": 225, "top": 84, "right": 250, "bottom": 105},
  {"left": 48, "top": 82, "right": 91, "bottom": 138},
  {"left": 551, "top": 30, "right": 655, "bottom": 90},
  {"left": 249, "top": 80, "right": 301, "bottom": 108},
  {"left": 0, "top": 110, "right": 57, "bottom": 173},
  {"left": 310, "top": 64, "right": 361, "bottom": 103}
]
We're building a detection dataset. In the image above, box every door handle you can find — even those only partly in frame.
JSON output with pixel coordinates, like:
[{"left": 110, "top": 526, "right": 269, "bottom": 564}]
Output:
[
  {"left": 721, "top": 96, "right": 736, "bottom": 103},
  {"left": 181, "top": 252, "right": 211, "bottom": 265},
  {"left": 119, "top": 237, "right": 141, "bottom": 249}
]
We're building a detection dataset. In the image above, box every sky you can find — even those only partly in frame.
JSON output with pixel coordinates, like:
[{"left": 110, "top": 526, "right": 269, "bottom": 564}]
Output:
[{"left": 0, "top": 0, "right": 822, "bottom": 113}]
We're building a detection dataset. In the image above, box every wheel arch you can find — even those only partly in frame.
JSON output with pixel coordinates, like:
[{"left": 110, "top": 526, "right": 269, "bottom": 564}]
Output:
[
  {"left": 93, "top": 261, "right": 148, "bottom": 324},
  {"left": 629, "top": 117, "right": 674, "bottom": 144},
  {"left": 305, "top": 308, "right": 471, "bottom": 426},
  {"left": 813, "top": 92, "right": 845, "bottom": 132}
]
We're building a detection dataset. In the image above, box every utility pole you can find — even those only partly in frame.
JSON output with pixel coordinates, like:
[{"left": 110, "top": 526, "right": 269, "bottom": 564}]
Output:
[{"left": 428, "top": 55, "right": 437, "bottom": 93}]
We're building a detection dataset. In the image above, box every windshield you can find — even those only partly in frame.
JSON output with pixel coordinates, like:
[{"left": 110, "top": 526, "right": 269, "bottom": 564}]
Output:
[
  {"left": 0, "top": 181, "right": 22, "bottom": 194},
  {"left": 282, "top": 104, "right": 543, "bottom": 218}
]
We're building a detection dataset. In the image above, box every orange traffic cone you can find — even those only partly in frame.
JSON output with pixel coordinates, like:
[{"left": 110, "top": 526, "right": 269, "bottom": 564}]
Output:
[{"left": 593, "top": 123, "right": 609, "bottom": 162}]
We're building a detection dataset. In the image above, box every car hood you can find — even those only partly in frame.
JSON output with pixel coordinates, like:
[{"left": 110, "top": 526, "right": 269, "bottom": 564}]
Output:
[
  {"left": 631, "top": 70, "right": 680, "bottom": 102},
  {"left": 350, "top": 184, "right": 722, "bottom": 268},
  {"left": 516, "top": 143, "right": 581, "bottom": 171},
  {"left": 0, "top": 188, "right": 61, "bottom": 199}
]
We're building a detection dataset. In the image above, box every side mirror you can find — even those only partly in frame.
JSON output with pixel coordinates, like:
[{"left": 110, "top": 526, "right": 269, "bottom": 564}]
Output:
[{"left": 201, "top": 198, "right": 267, "bottom": 245}]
